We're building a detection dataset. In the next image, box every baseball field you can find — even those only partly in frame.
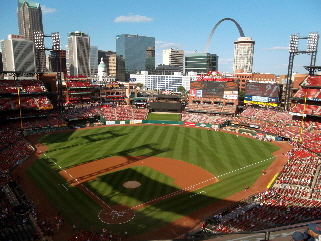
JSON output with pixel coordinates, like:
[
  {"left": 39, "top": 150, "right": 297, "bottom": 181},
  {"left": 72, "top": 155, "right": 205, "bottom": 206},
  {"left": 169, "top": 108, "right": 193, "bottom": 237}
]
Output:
[{"left": 26, "top": 124, "right": 280, "bottom": 237}]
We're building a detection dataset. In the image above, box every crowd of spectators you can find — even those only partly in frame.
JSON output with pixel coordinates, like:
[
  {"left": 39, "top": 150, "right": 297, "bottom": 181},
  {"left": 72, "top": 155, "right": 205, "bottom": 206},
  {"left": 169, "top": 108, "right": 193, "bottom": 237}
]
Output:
[
  {"left": 61, "top": 106, "right": 100, "bottom": 120},
  {"left": 0, "top": 79, "right": 47, "bottom": 94},
  {"left": 184, "top": 103, "right": 236, "bottom": 114},
  {"left": 0, "top": 125, "right": 40, "bottom": 240},
  {"left": 0, "top": 126, "right": 34, "bottom": 169},
  {"left": 181, "top": 113, "right": 228, "bottom": 125},
  {"left": 98, "top": 105, "right": 149, "bottom": 121}
]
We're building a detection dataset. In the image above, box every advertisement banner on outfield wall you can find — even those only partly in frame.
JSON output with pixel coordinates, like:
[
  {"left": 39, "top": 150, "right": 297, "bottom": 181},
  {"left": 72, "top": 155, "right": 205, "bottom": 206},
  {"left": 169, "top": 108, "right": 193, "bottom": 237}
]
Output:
[
  {"left": 184, "top": 122, "right": 196, "bottom": 126},
  {"left": 196, "top": 123, "right": 212, "bottom": 128},
  {"left": 130, "top": 120, "right": 142, "bottom": 124},
  {"left": 106, "top": 121, "right": 115, "bottom": 125},
  {"left": 244, "top": 100, "right": 278, "bottom": 106}
]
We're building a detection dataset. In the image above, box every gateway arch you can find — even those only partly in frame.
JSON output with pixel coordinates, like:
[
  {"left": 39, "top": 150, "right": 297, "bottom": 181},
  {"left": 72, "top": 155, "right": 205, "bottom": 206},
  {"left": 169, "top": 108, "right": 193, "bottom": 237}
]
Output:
[{"left": 204, "top": 18, "right": 245, "bottom": 53}]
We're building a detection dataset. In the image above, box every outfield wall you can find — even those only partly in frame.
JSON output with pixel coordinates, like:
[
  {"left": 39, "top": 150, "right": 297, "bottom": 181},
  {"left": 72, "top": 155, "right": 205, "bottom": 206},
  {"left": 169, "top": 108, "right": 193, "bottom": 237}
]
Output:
[
  {"left": 103, "top": 119, "right": 221, "bottom": 128},
  {"left": 102, "top": 119, "right": 279, "bottom": 141},
  {"left": 23, "top": 117, "right": 278, "bottom": 141}
]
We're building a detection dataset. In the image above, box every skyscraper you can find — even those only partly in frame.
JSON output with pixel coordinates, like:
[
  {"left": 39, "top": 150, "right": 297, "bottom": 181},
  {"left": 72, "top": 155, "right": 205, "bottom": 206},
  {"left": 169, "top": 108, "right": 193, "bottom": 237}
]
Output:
[
  {"left": 0, "top": 34, "right": 36, "bottom": 72},
  {"left": 233, "top": 37, "right": 255, "bottom": 73},
  {"left": 185, "top": 53, "right": 218, "bottom": 74},
  {"left": 66, "top": 31, "right": 90, "bottom": 77},
  {"left": 90, "top": 46, "right": 98, "bottom": 76},
  {"left": 18, "top": 0, "right": 46, "bottom": 72},
  {"left": 116, "top": 34, "right": 155, "bottom": 80},
  {"left": 163, "top": 48, "right": 184, "bottom": 73},
  {"left": 18, "top": 0, "right": 43, "bottom": 41}
]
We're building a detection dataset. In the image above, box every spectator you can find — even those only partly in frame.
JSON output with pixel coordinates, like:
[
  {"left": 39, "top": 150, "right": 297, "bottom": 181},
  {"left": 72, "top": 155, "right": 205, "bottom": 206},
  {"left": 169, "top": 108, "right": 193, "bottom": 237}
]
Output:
[
  {"left": 307, "top": 223, "right": 321, "bottom": 240},
  {"left": 292, "top": 231, "right": 309, "bottom": 241}
]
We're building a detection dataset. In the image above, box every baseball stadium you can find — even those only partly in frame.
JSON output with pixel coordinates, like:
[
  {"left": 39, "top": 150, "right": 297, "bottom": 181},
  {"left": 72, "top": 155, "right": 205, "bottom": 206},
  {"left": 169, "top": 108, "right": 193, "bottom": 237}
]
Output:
[{"left": 0, "top": 70, "right": 321, "bottom": 241}]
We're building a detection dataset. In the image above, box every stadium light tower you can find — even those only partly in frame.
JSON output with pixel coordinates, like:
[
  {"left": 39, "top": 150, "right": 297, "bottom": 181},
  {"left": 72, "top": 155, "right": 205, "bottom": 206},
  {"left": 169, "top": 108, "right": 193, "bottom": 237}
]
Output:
[
  {"left": 34, "top": 31, "right": 64, "bottom": 112},
  {"left": 285, "top": 32, "right": 319, "bottom": 111},
  {"left": 51, "top": 32, "right": 60, "bottom": 51},
  {"left": 50, "top": 32, "right": 64, "bottom": 113}
]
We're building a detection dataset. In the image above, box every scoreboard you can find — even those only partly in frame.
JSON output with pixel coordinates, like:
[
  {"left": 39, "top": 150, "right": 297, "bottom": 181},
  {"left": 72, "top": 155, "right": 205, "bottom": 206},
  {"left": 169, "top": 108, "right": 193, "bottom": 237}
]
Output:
[
  {"left": 190, "top": 81, "right": 238, "bottom": 99},
  {"left": 245, "top": 83, "right": 280, "bottom": 97},
  {"left": 244, "top": 83, "right": 280, "bottom": 106}
]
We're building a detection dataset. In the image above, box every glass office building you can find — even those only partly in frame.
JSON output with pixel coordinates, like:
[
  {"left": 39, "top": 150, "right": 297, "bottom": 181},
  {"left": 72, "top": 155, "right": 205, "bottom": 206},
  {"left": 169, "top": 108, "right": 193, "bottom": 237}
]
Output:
[
  {"left": 185, "top": 53, "right": 218, "bottom": 75},
  {"left": 18, "top": 0, "right": 46, "bottom": 72},
  {"left": 116, "top": 34, "right": 155, "bottom": 80}
]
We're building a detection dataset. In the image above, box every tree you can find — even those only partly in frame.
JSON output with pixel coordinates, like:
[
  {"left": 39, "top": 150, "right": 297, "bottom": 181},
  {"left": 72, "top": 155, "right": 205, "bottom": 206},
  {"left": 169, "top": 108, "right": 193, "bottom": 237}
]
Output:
[
  {"left": 177, "top": 86, "right": 186, "bottom": 94},
  {"left": 136, "top": 83, "right": 144, "bottom": 89},
  {"left": 238, "top": 90, "right": 244, "bottom": 101}
]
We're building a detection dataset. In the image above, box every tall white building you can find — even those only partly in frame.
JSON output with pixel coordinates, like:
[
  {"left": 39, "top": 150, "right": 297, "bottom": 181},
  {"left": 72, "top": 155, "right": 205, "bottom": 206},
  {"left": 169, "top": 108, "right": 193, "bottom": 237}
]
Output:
[
  {"left": 233, "top": 37, "right": 255, "bottom": 73},
  {"left": 163, "top": 48, "right": 184, "bottom": 73},
  {"left": 66, "top": 31, "right": 90, "bottom": 77},
  {"left": 130, "top": 71, "right": 197, "bottom": 92},
  {"left": 0, "top": 34, "right": 36, "bottom": 72}
]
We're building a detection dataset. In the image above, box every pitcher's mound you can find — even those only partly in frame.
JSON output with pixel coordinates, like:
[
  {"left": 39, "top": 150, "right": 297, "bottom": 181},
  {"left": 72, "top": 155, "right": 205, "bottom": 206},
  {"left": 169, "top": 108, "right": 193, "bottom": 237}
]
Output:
[
  {"left": 99, "top": 205, "right": 135, "bottom": 224},
  {"left": 123, "top": 181, "right": 141, "bottom": 188}
]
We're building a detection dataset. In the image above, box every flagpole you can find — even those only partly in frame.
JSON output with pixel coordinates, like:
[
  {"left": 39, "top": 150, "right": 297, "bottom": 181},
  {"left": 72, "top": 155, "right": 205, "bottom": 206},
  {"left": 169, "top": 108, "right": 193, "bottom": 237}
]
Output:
[{"left": 18, "top": 86, "right": 23, "bottom": 130}]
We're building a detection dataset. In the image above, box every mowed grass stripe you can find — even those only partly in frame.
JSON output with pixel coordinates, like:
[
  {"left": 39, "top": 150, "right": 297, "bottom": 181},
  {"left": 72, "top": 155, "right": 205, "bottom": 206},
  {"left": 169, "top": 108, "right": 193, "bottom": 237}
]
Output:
[
  {"left": 115, "top": 126, "right": 157, "bottom": 157},
  {"left": 175, "top": 127, "right": 188, "bottom": 161},
  {"left": 220, "top": 133, "right": 242, "bottom": 170},
  {"left": 192, "top": 129, "right": 219, "bottom": 166},
  {"left": 131, "top": 125, "right": 157, "bottom": 151},
  {"left": 210, "top": 132, "right": 235, "bottom": 173},
  {"left": 158, "top": 126, "right": 176, "bottom": 154},
  {"left": 101, "top": 126, "right": 137, "bottom": 157},
  {"left": 167, "top": 127, "right": 180, "bottom": 157},
  {"left": 203, "top": 132, "right": 220, "bottom": 172},
  {"left": 184, "top": 128, "right": 198, "bottom": 162}
]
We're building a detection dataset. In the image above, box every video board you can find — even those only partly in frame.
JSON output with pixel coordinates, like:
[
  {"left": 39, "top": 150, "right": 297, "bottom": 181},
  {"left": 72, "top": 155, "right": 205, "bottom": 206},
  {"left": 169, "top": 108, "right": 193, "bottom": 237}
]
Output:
[
  {"left": 190, "top": 81, "right": 238, "bottom": 99},
  {"left": 245, "top": 83, "right": 280, "bottom": 98},
  {"left": 244, "top": 83, "right": 280, "bottom": 106}
]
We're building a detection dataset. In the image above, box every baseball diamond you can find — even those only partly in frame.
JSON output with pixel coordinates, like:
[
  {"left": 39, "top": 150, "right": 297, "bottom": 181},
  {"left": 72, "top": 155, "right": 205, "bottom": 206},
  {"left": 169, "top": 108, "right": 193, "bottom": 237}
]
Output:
[{"left": 16, "top": 124, "right": 288, "bottom": 240}]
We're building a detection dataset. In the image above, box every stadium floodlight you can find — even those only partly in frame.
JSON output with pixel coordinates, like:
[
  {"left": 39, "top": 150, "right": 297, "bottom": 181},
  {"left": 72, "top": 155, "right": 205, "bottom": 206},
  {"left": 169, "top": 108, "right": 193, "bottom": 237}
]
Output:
[
  {"left": 289, "top": 34, "right": 299, "bottom": 53},
  {"left": 34, "top": 31, "right": 45, "bottom": 50},
  {"left": 51, "top": 32, "right": 61, "bottom": 51},
  {"left": 307, "top": 32, "right": 319, "bottom": 52}
]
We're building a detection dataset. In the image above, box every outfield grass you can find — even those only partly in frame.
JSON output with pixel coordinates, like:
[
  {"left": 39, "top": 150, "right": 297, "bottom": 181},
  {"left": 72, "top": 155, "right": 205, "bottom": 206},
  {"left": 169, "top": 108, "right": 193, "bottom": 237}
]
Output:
[
  {"left": 147, "top": 113, "right": 181, "bottom": 121},
  {"left": 27, "top": 125, "right": 280, "bottom": 236}
]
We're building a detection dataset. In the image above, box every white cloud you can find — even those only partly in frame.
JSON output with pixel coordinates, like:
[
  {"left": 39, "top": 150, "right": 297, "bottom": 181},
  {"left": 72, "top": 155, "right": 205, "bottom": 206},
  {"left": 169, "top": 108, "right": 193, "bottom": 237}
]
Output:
[
  {"left": 155, "top": 41, "right": 182, "bottom": 50},
  {"left": 264, "top": 46, "right": 289, "bottom": 51},
  {"left": 42, "top": 6, "right": 56, "bottom": 14},
  {"left": 114, "top": 15, "right": 153, "bottom": 23},
  {"left": 219, "top": 59, "right": 233, "bottom": 65}
]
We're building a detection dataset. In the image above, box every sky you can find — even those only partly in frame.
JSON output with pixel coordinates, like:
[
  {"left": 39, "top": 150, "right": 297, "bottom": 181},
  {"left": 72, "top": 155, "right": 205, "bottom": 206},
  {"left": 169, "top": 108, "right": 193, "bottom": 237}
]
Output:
[{"left": 1, "top": 0, "right": 321, "bottom": 75}]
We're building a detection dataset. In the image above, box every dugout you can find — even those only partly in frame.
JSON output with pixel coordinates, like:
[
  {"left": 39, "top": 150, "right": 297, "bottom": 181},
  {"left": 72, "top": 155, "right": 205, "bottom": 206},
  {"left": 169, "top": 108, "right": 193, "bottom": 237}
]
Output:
[{"left": 149, "top": 95, "right": 182, "bottom": 113}]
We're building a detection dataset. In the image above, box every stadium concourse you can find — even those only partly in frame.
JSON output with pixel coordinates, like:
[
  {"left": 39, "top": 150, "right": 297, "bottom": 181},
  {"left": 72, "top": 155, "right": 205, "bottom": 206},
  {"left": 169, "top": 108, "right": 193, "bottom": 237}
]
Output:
[{"left": 0, "top": 85, "right": 321, "bottom": 239}]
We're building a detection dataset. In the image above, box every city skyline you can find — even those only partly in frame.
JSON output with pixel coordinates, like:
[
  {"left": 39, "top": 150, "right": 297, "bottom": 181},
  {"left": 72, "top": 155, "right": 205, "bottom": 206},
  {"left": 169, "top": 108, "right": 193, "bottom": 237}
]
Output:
[{"left": 1, "top": 0, "right": 321, "bottom": 75}]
